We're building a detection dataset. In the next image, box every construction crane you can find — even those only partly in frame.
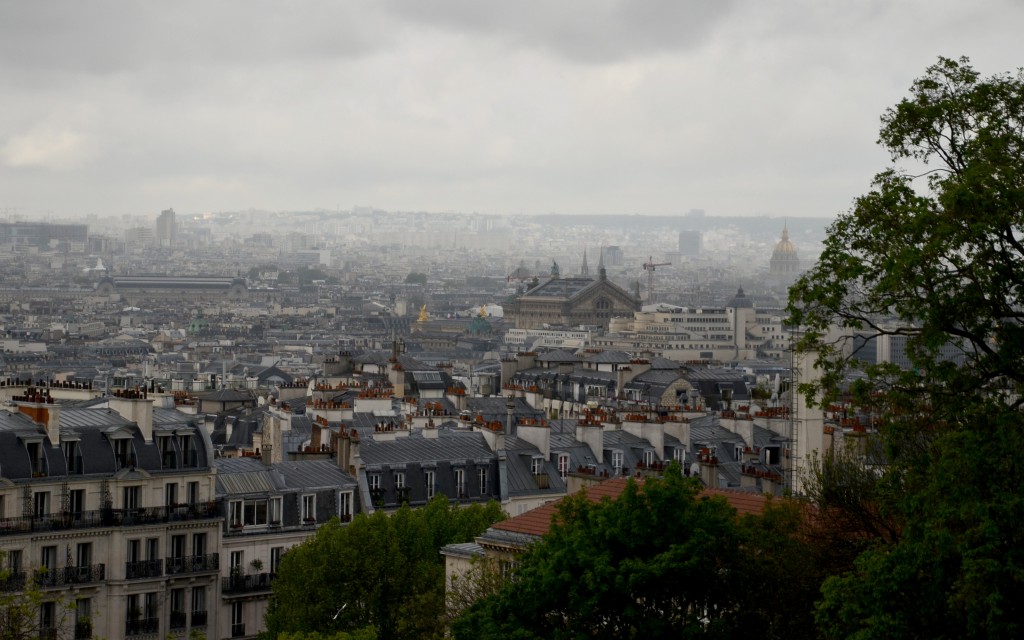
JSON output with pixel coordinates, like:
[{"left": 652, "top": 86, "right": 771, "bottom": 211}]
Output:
[{"left": 642, "top": 256, "right": 671, "bottom": 304}]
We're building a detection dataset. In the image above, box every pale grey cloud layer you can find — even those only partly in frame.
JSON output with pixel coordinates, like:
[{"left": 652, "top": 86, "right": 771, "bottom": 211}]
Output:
[{"left": 0, "top": 0, "right": 1021, "bottom": 220}]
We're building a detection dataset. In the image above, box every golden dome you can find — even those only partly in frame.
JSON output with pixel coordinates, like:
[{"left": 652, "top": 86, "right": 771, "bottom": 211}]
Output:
[{"left": 772, "top": 224, "right": 798, "bottom": 257}]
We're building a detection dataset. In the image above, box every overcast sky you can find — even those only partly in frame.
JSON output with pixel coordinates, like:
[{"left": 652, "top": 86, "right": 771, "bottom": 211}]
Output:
[{"left": 1, "top": 1, "right": 1021, "bottom": 221}]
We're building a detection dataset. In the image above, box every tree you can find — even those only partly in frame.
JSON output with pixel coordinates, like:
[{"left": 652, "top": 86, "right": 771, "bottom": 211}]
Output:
[
  {"left": 0, "top": 552, "right": 75, "bottom": 640},
  {"left": 788, "top": 57, "right": 1024, "bottom": 638},
  {"left": 264, "top": 497, "right": 504, "bottom": 640},
  {"left": 452, "top": 469, "right": 819, "bottom": 639},
  {"left": 404, "top": 272, "right": 427, "bottom": 285}
]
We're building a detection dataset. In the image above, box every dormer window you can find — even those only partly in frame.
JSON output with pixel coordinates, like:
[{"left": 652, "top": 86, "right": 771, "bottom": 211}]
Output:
[
  {"left": 394, "top": 471, "right": 406, "bottom": 490},
  {"left": 557, "top": 454, "right": 570, "bottom": 480},
  {"left": 158, "top": 436, "right": 178, "bottom": 469},
  {"left": 643, "top": 450, "right": 655, "bottom": 467},
  {"left": 179, "top": 435, "right": 197, "bottom": 467},
  {"left": 673, "top": 446, "right": 686, "bottom": 463},
  {"left": 734, "top": 444, "right": 744, "bottom": 461},
  {"left": 112, "top": 438, "right": 133, "bottom": 470},
  {"left": 26, "top": 441, "right": 47, "bottom": 477},
  {"left": 62, "top": 440, "right": 83, "bottom": 474},
  {"left": 611, "top": 451, "right": 624, "bottom": 473},
  {"left": 530, "top": 457, "right": 543, "bottom": 476}
]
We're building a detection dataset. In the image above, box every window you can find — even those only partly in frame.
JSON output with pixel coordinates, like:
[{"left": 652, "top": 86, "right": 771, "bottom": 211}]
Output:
[
  {"left": 123, "top": 486, "right": 140, "bottom": 510},
  {"left": 643, "top": 450, "right": 655, "bottom": 467},
  {"left": 76, "top": 542, "right": 92, "bottom": 568},
  {"left": 530, "top": 457, "right": 543, "bottom": 475},
  {"left": 558, "top": 454, "right": 570, "bottom": 480},
  {"left": 424, "top": 470, "right": 435, "bottom": 500},
  {"left": 229, "top": 497, "right": 273, "bottom": 527},
  {"left": 337, "top": 493, "right": 351, "bottom": 521},
  {"left": 673, "top": 446, "right": 686, "bottom": 463},
  {"left": 734, "top": 444, "right": 744, "bottom": 461},
  {"left": 69, "top": 489, "right": 85, "bottom": 518},
  {"left": 243, "top": 499, "right": 268, "bottom": 526},
  {"left": 478, "top": 468, "right": 488, "bottom": 495},
  {"left": 113, "top": 438, "right": 133, "bottom": 469},
  {"left": 40, "top": 601, "right": 56, "bottom": 637},
  {"left": 158, "top": 436, "right": 177, "bottom": 469},
  {"left": 190, "top": 586, "right": 207, "bottom": 627},
  {"left": 368, "top": 473, "right": 381, "bottom": 491},
  {"left": 454, "top": 469, "right": 466, "bottom": 497},
  {"left": 231, "top": 602, "right": 245, "bottom": 638},
  {"left": 269, "top": 497, "right": 282, "bottom": 525},
  {"left": 302, "top": 495, "right": 316, "bottom": 523},
  {"left": 270, "top": 547, "right": 283, "bottom": 574},
  {"left": 230, "top": 551, "right": 244, "bottom": 571},
  {"left": 27, "top": 441, "right": 46, "bottom": 476},
  {"left": 394, "top": 471, "right": 406, "bottom": 489},
  {"left": 0, "top": 494, "right": 4, "bottom": 519},
  {"left": 63, "top": 440, "right": 82, "bottom": 473},
  {"left": 611, "top": 451, "right": 624, "bottom": 473},
  {"left": 169, "top": 589, "right": 186, "bottom": 629},
  {"left": 34, "top": 491, "right": 50, "bottom": 518},
  {"left": 170, "top": 535, "right": 186, "bottom": 563},
  {"left": 179, "top": 435, "right": 197, "bottom": 467},
  {"left": 147, "top": 538, "right": 159, "bottom": 561},
  {"left": 41, "top": 545, "right": 57, "bottom": 569},
  {"left": 187, "top": 481, "right": 200, "bottom": 505},
  {"left": 165, "top": 483, "right": 178, "bottom": 507},
  {"left": 6, "top": 550, "right": 21, "bottom": 573},
  {"left": 75, "top": 598, "right": 92, "bottom": 640},
  {"left": 127, "top": 539, "right": 141, "bottom": 563},
  {"left": 192, "top": 533, "right": 207, "bottom": 556}
]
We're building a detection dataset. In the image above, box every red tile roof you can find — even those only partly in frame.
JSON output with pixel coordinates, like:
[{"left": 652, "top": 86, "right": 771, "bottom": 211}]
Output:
[{"left": 492, "top": 478, "right": 769, "bottom": 538}]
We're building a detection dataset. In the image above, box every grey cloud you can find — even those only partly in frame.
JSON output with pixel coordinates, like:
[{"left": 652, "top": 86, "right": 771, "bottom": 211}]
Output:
[{"left": 382, "top": 0, "right": 740, "bottom": 63}]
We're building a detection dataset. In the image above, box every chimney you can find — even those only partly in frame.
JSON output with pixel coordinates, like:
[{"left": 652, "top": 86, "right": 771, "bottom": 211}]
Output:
[
  {"left": 15, "top": 389, "right": 60, "bottom": 446},
  {"left": 517, "top": 421, "right": 550, "bottom": 459},
  {"left": 621, "top": 417, "right": 664, "bottom": 461},
  {"left": 108, "top": 389, "right": 154, "bottom": 443},
  {"left": 575, "top": 423, "right": 604, "bottom": 464},
  {"left": 500, "top": 357, "right": 517, "bottom": 390}
]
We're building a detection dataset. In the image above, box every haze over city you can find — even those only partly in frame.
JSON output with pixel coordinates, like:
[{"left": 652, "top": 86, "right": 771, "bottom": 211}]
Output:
[{"left": 2, "top": 1, "right": 1022, "bottom": 221}]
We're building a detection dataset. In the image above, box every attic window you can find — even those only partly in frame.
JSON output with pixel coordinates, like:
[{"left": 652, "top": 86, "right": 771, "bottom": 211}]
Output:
[
  {"left": 530, "top": 457, "right": 543, "bottom": 476},
  {"left": 557, "top": 454, "right": 570, "bottom": 480},
  {"left": 643, "top": 450, "right": 655, "bottom": 467},
  {"left": 611, "top": 451, "right": 624, "bottom": 472},
  {"left": 26, "top": 441, "right": 47, "bottom": 477}
]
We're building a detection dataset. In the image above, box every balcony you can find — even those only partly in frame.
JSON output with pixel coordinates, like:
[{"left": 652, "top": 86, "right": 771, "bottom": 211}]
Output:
[
  {"left": 222, "top": 572, "right": 274, "bottom": 595},
  {"left": 0, "top": 502, "right": 220, "bottom": 537},
  {"left": 166, "top": 553, "right": 219, "bottom": 575},
  {"left": 125, "top": 559, "right": 163, "bottom": 580},
  {"left": 169, "top": 611, "right": 186, "bottom": 630},
  {"left": 125, "top": 617, "right": 159, "bottom": 637},
  {"left": 0, "top": 571, "right": 26, "bottom": 592},
  {"left": 35, "top": 564, "right": 106, "bottom": 588},
  {"left": 190, "top": 610, "right": 208, "bottom": 628}
]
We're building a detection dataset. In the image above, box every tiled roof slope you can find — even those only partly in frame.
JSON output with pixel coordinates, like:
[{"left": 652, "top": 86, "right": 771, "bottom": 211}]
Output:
[{"left": 492, "top": 478, "right": 769, "bottom": 538}]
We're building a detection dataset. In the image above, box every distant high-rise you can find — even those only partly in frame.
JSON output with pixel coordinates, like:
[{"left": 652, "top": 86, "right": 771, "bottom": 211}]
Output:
[
  {"left": 601, "top": 246, "right": 624, "bottom": 267},
  {"left": 155, "top": 208, "right": 176, "bottom": 248},
  {"left": 677, "top": 230, "right": 702, "bottom": 256}
]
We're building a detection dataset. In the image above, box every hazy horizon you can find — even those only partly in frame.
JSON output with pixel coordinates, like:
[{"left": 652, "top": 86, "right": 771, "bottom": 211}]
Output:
[{"left": 2, "top": 1, "right": 1021, "bottom": 221}]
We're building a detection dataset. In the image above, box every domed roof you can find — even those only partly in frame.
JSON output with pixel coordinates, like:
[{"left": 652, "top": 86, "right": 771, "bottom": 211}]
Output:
[
  {"left": 772, "top": 225, "right": 798, "bottom": 258},
  {"left": 728, "top": 287, "right": 754, "bottom": 309}
]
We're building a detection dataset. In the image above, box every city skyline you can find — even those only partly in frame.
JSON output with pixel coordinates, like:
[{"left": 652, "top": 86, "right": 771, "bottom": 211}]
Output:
[{"left": 1, "top": 1, "right": 1021, "bottom": 220}]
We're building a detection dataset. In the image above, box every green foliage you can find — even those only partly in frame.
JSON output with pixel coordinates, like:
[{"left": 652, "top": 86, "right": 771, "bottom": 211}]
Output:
[
  {"left": 453, "top": 470, "right": 818, "bottom": 639},
  {"left": 789, "top": 56, "right": 1024, "bottom": 638},
  {"left": 265, "top": 497, "right": 504, "bottom": 640},
  {"left": 0, "top": 552, "right": 73, "bottom": 640},
  {"left": 404, "top": 272, "right": 428, "bottom": 285}
]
